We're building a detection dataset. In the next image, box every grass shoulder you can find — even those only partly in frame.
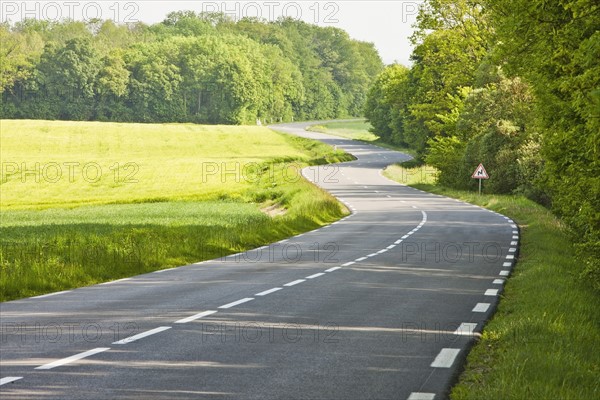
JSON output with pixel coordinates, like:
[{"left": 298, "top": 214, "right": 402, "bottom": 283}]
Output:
[
  {"left": 306, "top": 120, "right": 417, "bottom": 157},
  {"left": 0, "top": 120, "right": 352, "bottom": 301},
  {"left": 384, "top": 163, "right": 600, "bottom": 399}
]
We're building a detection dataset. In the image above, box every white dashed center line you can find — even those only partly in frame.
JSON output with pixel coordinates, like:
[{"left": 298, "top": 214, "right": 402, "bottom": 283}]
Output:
[
  {"left": 284, "top": 279, "right": 305, "bottom": 287},
  {"left": 255, "top": 287, "right": 283, "bottom": 296},
  {"left": 175, "top": 310, "right": 218, "bottom": 324},
  {"left": 219, "top": 298, "right": 254, "bottom": 309},
  {"left": 0, "top": 377, "right": 23, "bottom": 386},
  {"left": 325, "top": 266, "right": 341, "bottom": 272},
  {"left": 113, "top": 327, "right": 171, "bottom": 345},
  {"left": 306, "top": 273, "right": 325, "bottom": 279},
  {"left": 35, "top": 347, "right": 111, "bottom": 370}
]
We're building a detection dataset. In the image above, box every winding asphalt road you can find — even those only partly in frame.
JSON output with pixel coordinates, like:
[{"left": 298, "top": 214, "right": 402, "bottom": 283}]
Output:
[{"left": 0, "top": 121, "right": 519, "bottom": 399}]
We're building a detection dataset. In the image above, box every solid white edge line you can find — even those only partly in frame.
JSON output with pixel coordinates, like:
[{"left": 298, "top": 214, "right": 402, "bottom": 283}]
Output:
[
  {"left": 99, "top": 278, "right": 131, "bottom": 285},
  {"left": 325, "top": 266, "right": 341, "bottom": 272},
  {"left": 113, "top": 326, "right": 171, "bottom": 345},
  {"left": 430, "top": 348, "right": 461, "bottom": 368},
  {"left": 283, "top": 279, "right": 305, "bottom": 287},
  {"left": 0, "top": 377, "right": 23, "bottom": 386},
  {"left": 255, "top": 287, "right": 283, "bottom": 296},
  {"left": 306, "top": 273, "right": 325, "bottom": 279},
  {"left": 31, "top": 290, "right": 71, "bottom": 299},
  {"left": 35, "top": 347, "right": 111, "bottom": 370},
  {"left": 485, "top": 289, "right": 499, "bottom": 296},
  {"left": 472, "top": 303, "right": 490, "bottom": 313},
  {"left": 219, "top": 298, "right": 254, "bottom": 309},
  {"left": 175, "top": 310, "right": 218, "bottom": 324},
  {"left": 407, "top": 393, "right": 435, "bottom": 400}
]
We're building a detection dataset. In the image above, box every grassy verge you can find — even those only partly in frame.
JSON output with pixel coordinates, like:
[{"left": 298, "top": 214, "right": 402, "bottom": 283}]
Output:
[
  {"left": 384, "top": 163, "right": 600, "bottom": 399},
  {"left": 306, "top": 119, "right": 417, "bottom": 157},
  {"left": 0, "top": 120, "right": 352, "bottom": 301}
]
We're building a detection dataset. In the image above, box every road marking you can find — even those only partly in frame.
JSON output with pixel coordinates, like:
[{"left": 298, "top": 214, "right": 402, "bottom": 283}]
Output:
[
  {"left": 454, "top": 322, "right": 477, "bottom": 336},
  {"left": 284, "top": 279, "right": 305, "bottom": 287},
  {"left": 508, "top": 219, "right": 514, "bottom": 223},
  {"left": 100, "top": 278, "right": 132, "bottom": 285},
  {"left": 408, "top": 393, "right": 435, "bottom": 400},
  {"left": 395, "top": 240, "right": 403, "bottom": 244},
  {"left": 402, "top": 235, "right": 409, "bottom": 239},
  {"left": 0, "top": 377, "right": 23, "bottom": 386},
  {"left": 35, "top": 347, "right": 111, "bottom": 370},
  {"left": 386, "top": 195, "right": 392, "bottom": 198},
  {"left": 377, "top": 249, "right": 388, "bottom": 254},
  {"left": 511, "top": 241, "right": 518, "bottom": 246},
  {"left": 503, "top": 262, "right": 512, "bottom": 267},
  {"left": 113, "top": 327, "right": 171, "bottom": 345},
  {"left": 355, "top": 257, "right": 367, "bottom": 262},
  {"left": 175, "top": 310, "right": 218, "bottom": 324},
  {"left": 325, "top": 266, "right": 341, "bottom": 272},
  {"left": 510, "top": 224, "right": 517, "bottom": 228},
  {"left": 219, "top": 298, "right": 254, "bottom": 309},
  {"left": 512, "top": 235, "right": 519, "bottom": 239},
  {"left": 255, "top": 287, "right": 283, "bottom": 296},
  {"left": 412, "top": 205, "right": 418, "bottom": 209},
  {"left": 499, "top": 270, "right": 510, "bottom": 276},
  {"left": 342, "top": 261, "right": 355, "bottom": 267},
  {"left": 306, "top": 273, "right": 325, "bottom": 279},
  {"left": 431, "top": 348, "right": 461, "bottom": 368},
  {"left": 493, "top": 279, "right": 504, "bottom": 284},
  {"left": 154, "top": 267, "right": 177, "bottom": 273},
  {"left": 32, "top": 290, "right": 72, "bottom": 299},
  {"left": 367, "top": 253, "right": 378, "bottom": 257},
  {"left": 485, "top": 289, "right": 499, "bottom": 296},
  {"left": 506, "top": 255, "right": 515, "bottom": 259},
  {"left": 387, "top": 245, "right": 396, "bottom": 249},
  {"left": 509, "top": 247, "right": 517, "bottom": 252},
  {"left": 512, "top": 230, "right": 518, "bottom": 234},
  {"left": 472, "top": 303, "right": 490, "bottom": 313}
]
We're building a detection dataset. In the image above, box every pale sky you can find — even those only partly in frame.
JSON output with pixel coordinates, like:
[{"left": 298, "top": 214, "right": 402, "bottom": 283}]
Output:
[{"left": 1, "top": 1, "right": 422, "bottom": 65}]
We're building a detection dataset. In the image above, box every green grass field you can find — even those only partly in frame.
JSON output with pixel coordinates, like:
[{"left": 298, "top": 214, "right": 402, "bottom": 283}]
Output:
[
  {"left": 0, "top": 120, "right": 352, "bottom": 301},
  {"left": 306, "top": 120, "right": 416, "bottom": 156},
  {"left": 384, "top": 162, "right": 600, "bottom": 400}
]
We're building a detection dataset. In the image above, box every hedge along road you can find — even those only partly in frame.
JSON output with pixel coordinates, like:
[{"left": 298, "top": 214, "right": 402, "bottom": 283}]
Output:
[{"left": 0, "top": 121, "right": 518, "bottom": 400}]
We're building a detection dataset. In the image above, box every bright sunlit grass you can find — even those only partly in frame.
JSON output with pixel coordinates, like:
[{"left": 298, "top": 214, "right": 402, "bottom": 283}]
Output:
[{"left": 0, "top": 119, "right": 352, "bottom": 300}]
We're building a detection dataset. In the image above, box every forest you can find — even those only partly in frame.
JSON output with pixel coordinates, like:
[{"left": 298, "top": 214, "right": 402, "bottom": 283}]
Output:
[
  {"left": 364, "top": 0, "right": 599, "bottom": 289},
  {"left": 0, "top": 11, "right": 382, "bottom": 124}
]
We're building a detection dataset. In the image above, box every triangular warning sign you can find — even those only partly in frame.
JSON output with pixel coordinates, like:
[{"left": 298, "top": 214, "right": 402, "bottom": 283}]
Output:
[{"left": 472, "top": 163, "right": 489, "bottom": 179}]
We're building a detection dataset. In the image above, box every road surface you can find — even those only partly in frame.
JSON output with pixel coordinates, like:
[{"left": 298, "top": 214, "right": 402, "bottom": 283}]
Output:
[{"left": 0, "top": 121, "right": 519, "bottom": 399}]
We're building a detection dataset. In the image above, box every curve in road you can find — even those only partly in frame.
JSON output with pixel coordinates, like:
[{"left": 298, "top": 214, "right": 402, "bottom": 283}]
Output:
[{"left": 0, "top": 121, "right": 519, "bottom": 399}]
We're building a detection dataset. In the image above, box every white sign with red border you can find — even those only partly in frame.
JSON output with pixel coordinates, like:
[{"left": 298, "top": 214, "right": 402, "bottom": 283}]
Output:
[{"left": 472, "top": 163, "right": 489, "bottom": 180}]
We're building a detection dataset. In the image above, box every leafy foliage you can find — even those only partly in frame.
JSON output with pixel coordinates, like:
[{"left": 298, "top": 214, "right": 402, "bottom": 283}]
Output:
[{"left": 1, "top": 12, "right": 383, "bottom": 124}]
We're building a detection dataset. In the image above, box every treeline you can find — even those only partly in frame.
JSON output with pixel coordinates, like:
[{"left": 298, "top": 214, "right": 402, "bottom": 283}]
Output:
[
  {"left": 365, "top": 0, "right": 599, "bottom": 288},
  {"left": 1, "top": 12, "right": 382, "bottom": 124}
]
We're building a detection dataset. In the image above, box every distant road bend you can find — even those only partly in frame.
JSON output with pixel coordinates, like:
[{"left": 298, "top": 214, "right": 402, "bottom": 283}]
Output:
[{"left": 0, "top": 121, "right": 519, "bottom": 399}]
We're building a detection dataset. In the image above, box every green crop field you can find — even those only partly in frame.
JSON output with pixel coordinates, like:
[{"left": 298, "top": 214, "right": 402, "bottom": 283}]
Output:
[
  {"left": 0, "top": 120, "right": 352, "bottom": 301},
  {"left": 307, "top": 120, "right": 416, "bottom": 156}
]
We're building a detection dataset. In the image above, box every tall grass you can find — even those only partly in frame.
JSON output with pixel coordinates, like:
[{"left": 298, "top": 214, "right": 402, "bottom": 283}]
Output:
[
  {"left": 384, "top": 162, "right": 600, "bottom": 399},
  {"left": 0, "top": 120, "right": 352, "bottom": 301}
]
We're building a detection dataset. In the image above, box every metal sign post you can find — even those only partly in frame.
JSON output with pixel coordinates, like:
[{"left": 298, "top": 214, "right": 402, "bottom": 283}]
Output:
[{"left": 471, "top": 163, "right": 489, "bottom": 195}]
